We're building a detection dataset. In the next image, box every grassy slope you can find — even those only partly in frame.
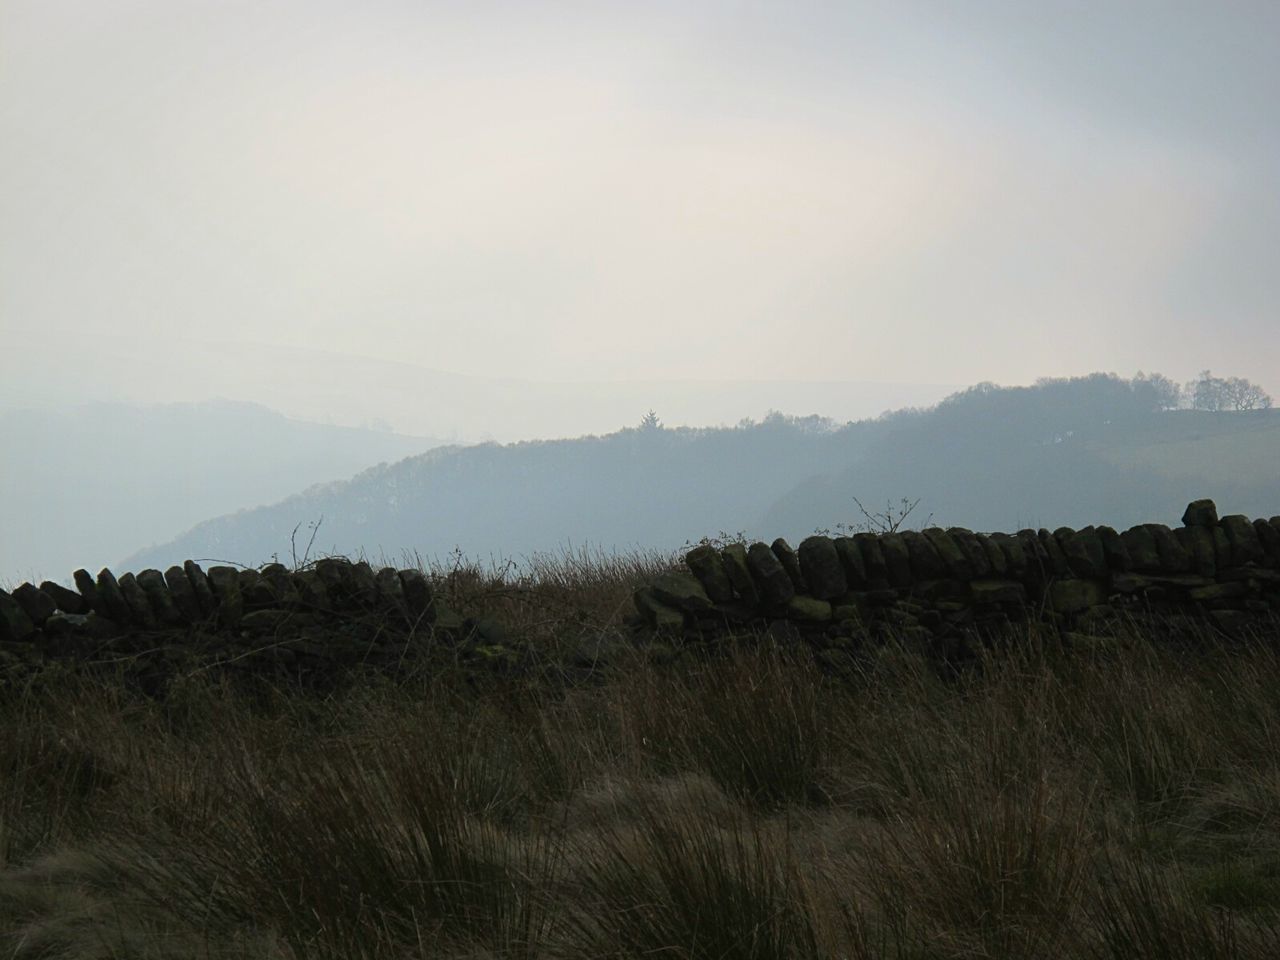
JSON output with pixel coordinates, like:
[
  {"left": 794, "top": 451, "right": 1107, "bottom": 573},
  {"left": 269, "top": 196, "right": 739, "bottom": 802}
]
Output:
[
  {"left": 3, "top": 548, "right": 1280, "bottom": 959},
  {"left": 1086, "top": 412, "right": 1280, "bottom": 487}
]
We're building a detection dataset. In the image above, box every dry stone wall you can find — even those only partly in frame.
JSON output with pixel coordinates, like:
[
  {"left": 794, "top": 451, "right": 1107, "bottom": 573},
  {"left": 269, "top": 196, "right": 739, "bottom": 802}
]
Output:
[
  {"left": 634, "top": 500, "right": 1280, "bottom": 655},
  {"left": 4, "top": 498, "right": 1279, "bottom": 690},
  {"left": 0, "top": 556, "right": 518, "bottom": 688}
]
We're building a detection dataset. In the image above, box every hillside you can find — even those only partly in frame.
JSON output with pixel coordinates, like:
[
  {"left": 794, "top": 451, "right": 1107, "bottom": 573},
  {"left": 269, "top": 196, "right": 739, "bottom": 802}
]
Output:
[
  {"left": 759, "top": 383, "right": 1280, "bottom": 538},
  {"left": 117, "top": 413, "right": 879, "bottom": 574},
  {"left": 115, "top": 376, "right": 1280, "bottom": 578}
]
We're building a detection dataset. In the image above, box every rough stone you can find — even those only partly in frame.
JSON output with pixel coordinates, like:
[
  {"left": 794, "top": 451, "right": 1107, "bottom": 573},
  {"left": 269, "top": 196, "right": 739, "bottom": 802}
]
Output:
[
  {"left": 949, "top": 528, "right": 993, "bottom": 578},
  {"left": 634, "top": 587, "right": 685, "bottom": 631},
  {"left": 73, "top": 569, "right": 101, "bottom": 614},
  {"left": 315, "top": 558, "right": 356, "bottom": 604},
  {"left": 970, "top": 579, "right": 1027, "bottom": 606},
  {"left": 1038, "top": 529, "right": 1071, "bottom": 576},
  {"left": 1094, "top": 526, "right": 1131, "bottom": 572},
  {"left": 798, "top": 536, "right": 847, "bottom": 600},
  {"left": 240, "top": 569, "right": 279, "bottom": 609},
  {"left": 976, "top": 534, "right": 1008, "bottom": 576},
  {"left": 1111, "top": 572, "right": 1211, "bottom": 593},
  {"left": 184, "top": 561, "right": 217, "bottom": 618},
  {"left": 1254, "top": 519, "right": 1280, "bottom": 565},
  {"left": 911, "top": 578, "right": 968, "bottom": 604},
  {"left": 96, "top": 569, "right": 133, "bottom": 623},
  {"left": 240, "top": 609, "right": 291, "bottom": 632},
  {"left": 1048, "top": 579, "right": 1108, "bottom": 615},
  {"left": 1059, "top": 527, "right": 1109, "bottom": 579},
  {"left": 685, "top": 544, "right": 737, "bottom": 603},
  {"left": 1213, "top": 527, "right": 1233, "bottom": 571},
  {"left": 164, "top": 566, "right": 203, "bottom": 621},
  {"left": 720, "top": 544, "right": 761, "bottom": 606},
  {"left": 1145, "top": 524, "right": 1192, "bottom": 573},
  {"left": 771, "top": 539, "right": 809, "bottom": 593},
  {"left": 878, "top": 533, "right": 914, "bottom": 588},
  {"left": 786, "top": 596, "right": 833, "bottom": 622},
  {"left": 11, "top": 583, "right": 57, "bottom": 625},
  {"left": 1220, "top": 515, "right": 1265, "bottom": 566},
  {"left": 853, "top": 533, "right": 889, "bottom": 584},
  {"left": 831, "top": 603, "right": 862, "bottom": 624},
  {"left": 1189, "top": 582, "right": 1249, "bottom": 603},
  {"left": 1120, "top": 526, "right": 1162, "bottom": 572},
  {"left": 0, "top": 590, "right": 38, "bottom": 642},
  {"left": 1017, "top": 530, "right": 1052, "bottom": 582},
  {"left": 137, "top": 569, "right": 184, "bottom": 625},
  {"left": 374, "top": 567, "right": 407, "bottom": 610},
  {"left": 904, "top": 530, "right": 950, "bottom": 580},
  {"left": 42, "top": 611, "right": 92, "bottom": 638},
  {"left": 923, "top": 528, "right": 972, "bottom": 580},
  {"left": 1219, "top": 567, "right": 1280, "bottom": 585},
  {"left": 989, "top": 533, "right": 1027, "bottom": 578},
  {"left": 832, "top": 537, "right": 867, "bottom": 588},
  {"left": 432, "top": 603, "right": 467, "bottom": 635},
  {"left": 1182, "top": 499, "right": 1219, "bottom": 528},
  {"left": 397, "top": 569, "right": 435, "bottom": 622},
  {"left": 39, "top": 581, "right": 86, "bottom": 616},
  {"left": 260, "top": 564, "right": 301, "bottom": 607},
  {"left": 651, "top": 570, "right": 714, "bottom": 614},
  {"left": 1181, "top": 526, "right": 1218, "bottom": 578},
  {"left": 350, "top": 561, "right": 379, "bottom": 607},
  {"left": 747, "top": 542, "right": 796, "bottom": 607},
  {"left": 116, "top": 573, "right": 158, "bottom": 628},
  {"left": 205, "top": 566, "right": 243, "bottom": 628},
  {"left": 709, "top": 601, "right": 759, "bottom": 624}
]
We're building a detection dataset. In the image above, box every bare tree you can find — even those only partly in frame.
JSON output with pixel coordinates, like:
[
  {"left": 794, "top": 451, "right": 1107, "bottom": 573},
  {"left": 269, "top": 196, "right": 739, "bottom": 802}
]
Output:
[
  {"left": 1188, "top": 371, "right": 1272, "bottom": 411},
  {"left": 1187, "top": 370, "right": 1227, "bottom": 411},
  {"left": 1131, "top": 371, "right": 1183, "bottom": 410},
  {"left": 1223, "top": 376, "right": 1273, "bottom": 411}
]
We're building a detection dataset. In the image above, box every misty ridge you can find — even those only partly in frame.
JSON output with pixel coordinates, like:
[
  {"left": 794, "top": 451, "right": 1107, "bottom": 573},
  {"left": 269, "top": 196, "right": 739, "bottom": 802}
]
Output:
[
  {"left": 0, "top": 400, "right": 448, "bottom": 588},
  {"left": 90, "top": 369, "right": 1277, "bottom": 585}
]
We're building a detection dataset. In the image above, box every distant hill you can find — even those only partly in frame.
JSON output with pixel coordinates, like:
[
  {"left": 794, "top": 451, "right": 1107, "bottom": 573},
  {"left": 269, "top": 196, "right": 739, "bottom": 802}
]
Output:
[
  {"left": 116, "top": 375, "right": 1280, "bottom": 577},
  {"left": 0, "top": 400, "right": 451, "bottom": 586},
  {"left": 759, "top": 379, "right": 1280, "bottom": 537},
  {"left": 118, "top": 413, "right": 884, "bottom": 573}
]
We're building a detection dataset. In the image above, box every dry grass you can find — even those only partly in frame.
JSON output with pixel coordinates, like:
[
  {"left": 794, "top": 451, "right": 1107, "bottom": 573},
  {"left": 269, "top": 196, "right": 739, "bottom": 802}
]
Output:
[{"left": 3, "top": 549, "right": 1280, "bottom": 958}]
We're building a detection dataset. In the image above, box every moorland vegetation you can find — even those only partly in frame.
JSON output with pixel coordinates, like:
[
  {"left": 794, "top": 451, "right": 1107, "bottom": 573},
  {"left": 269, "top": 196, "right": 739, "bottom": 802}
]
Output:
[{"left": 4, "top": 542, "right": 1280, "bottom": 959}]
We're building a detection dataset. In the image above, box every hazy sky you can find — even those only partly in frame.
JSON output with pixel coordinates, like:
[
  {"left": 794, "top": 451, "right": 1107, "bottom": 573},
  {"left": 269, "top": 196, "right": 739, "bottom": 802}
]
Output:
[{"left": 2, "top": 1, "right": 1276, "bottom": 430}]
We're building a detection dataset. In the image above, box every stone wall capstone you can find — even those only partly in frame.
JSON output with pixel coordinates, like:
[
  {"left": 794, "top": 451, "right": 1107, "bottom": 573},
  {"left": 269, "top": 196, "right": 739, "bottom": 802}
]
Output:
[{"left": 634, "top": 501, "right": 1280, "bottom": 657}]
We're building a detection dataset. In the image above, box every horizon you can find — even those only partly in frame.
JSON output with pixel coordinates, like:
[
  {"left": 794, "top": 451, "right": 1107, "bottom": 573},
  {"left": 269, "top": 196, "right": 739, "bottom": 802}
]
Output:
[{"left": 3, "top": 2, "right": 1278, "bottom": 589}]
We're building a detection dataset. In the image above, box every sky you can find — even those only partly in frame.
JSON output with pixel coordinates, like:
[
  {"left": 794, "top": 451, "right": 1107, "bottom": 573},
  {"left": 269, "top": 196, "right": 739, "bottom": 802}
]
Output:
[{"left": 2, "top": 0, "right": 1277, "bottom": 437}]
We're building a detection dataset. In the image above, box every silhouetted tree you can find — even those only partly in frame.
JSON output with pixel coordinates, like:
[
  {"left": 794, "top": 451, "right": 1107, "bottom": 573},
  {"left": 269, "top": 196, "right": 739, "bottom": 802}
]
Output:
[
  {"left": 1223, "top": 376, "right": 1273, "bottom": 411},
  {"left": 1187, "top": 371, "right": 1227, "bottom": 411},
  {"left": 639, "top": 409, "right": 662, "bottom": 431},
  {"left": 1185, "top": 371, "right": 1271, "bottom": 411},
  {"left": 1131, "top": 371, "right": 1183, "bottom": 410}
]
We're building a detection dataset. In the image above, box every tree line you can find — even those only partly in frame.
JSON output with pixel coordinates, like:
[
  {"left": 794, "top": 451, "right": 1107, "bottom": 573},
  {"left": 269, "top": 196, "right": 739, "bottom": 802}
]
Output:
[{"left": 1132, "top": 370, "right": 1272, "bottom": 412}]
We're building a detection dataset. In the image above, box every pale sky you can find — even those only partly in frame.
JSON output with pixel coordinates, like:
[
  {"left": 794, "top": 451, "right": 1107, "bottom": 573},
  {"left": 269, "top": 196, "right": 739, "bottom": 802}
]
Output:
[{"left": 2, "top": 1, "right": 1276, "bottom": 435}]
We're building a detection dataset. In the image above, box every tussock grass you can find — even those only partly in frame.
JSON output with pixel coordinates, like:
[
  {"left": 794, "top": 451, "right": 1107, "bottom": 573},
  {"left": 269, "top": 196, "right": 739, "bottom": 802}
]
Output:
[{"left": 2, "top": 548, "right": 1280, "bottom": 958}]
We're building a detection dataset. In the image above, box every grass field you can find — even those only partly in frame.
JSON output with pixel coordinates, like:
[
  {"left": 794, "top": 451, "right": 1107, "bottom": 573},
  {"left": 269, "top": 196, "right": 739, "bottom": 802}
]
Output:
[{"left": 3, "top": 548, "right": 1280, "bottom": 959}]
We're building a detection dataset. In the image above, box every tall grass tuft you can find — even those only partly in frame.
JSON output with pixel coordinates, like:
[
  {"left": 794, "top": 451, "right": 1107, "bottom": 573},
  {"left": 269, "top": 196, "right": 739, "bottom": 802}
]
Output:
[{"left": 564, "top": 788, "right": 820, "bottom": 959}]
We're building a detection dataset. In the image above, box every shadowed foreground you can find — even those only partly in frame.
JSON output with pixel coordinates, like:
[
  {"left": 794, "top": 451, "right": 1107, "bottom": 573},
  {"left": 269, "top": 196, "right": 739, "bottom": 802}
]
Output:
[{"left": 3, "top": 548, "right": 1280, "bottom": 959}]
